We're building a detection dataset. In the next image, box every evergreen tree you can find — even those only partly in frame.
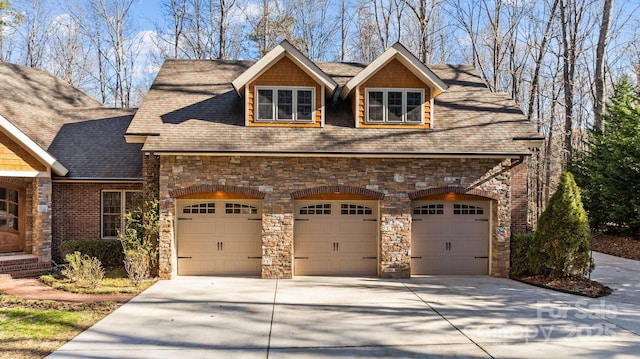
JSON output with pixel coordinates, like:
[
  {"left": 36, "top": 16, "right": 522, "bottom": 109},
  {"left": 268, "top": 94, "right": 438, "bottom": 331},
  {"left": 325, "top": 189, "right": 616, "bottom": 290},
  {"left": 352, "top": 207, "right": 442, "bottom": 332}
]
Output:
[
  {"left": 532, "top": 172, "right": 592, "bottom": 278},
  {"left": 570, "top": 77, "right": 640, "bottom": 236}
]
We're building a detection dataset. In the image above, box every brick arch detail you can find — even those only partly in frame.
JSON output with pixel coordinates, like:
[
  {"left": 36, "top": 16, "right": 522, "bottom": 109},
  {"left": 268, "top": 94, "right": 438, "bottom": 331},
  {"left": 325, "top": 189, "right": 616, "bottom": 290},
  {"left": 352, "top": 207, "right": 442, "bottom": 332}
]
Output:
[
  {"left": 408, "top": 186, "right": 499, "bottom": 201},
  {"left": 169, "top": 184, "right": 266, "bottom": 199},
  {"left": 290, "top": 185, "right": 385, "bottom": 200}
]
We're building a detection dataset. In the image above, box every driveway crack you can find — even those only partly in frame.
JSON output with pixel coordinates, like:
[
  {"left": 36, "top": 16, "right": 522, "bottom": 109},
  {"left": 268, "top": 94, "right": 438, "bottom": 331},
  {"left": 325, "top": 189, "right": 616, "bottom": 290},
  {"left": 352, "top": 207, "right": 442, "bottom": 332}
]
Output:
[
  {"left": 266, "top": 278, "right": 278, "bottom": 359},
  {"left": 401, "top": 280, "right": 495, "bottom": 359}
]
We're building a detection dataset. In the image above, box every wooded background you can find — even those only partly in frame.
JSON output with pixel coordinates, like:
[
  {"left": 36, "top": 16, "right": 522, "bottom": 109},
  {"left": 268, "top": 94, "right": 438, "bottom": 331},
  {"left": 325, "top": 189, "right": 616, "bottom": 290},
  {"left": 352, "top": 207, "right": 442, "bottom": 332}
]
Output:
[{"left": 1, "top": 0, "right": 639, "bottom": 227}]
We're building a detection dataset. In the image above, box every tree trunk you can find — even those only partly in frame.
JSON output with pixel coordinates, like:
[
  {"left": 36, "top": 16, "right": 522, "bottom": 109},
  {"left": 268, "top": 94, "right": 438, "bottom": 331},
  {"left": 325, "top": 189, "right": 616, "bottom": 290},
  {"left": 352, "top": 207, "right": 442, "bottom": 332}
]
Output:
[{"left": 593, "top": 0, "right": 613, "bottom": 131}]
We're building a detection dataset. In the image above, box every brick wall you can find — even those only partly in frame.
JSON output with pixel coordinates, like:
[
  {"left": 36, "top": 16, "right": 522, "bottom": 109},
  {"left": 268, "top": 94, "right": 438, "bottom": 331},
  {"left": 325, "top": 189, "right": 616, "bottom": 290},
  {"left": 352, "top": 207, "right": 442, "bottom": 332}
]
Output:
[
  {"left": 510, "top": 158, "right": 529, "bottom": 235},
  {"left": 158, "top": 155, "right": 513, "bottom": 279},
  {"left": 51, "top": 182, "right": 142, "bottom": 260}
]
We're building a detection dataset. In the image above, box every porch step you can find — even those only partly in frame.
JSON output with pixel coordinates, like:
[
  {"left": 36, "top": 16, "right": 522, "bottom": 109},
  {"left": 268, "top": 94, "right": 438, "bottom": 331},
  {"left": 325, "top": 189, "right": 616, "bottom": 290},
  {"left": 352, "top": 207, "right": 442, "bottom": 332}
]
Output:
[{"left": 0, "top": 255, "right": 52, "bottom": 279}]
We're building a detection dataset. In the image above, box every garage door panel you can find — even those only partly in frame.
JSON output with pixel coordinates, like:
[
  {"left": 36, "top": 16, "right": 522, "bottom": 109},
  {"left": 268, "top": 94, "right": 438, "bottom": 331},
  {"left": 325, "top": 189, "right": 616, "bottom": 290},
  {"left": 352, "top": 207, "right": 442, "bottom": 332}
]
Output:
[
  {"left": 338, "top": 240, "right": 377, "bottom": 256},
  {"left": 222, "top": 220, "right": 261, "bottom": 235},
  {"left": 294, "top": 201, "right": 378, "bottom": 276},
  {"left": 180, "top": 221, "right": 223, "bottom": 235},
  {"left": 177, "top": 238, "right": 218, "bottom": 256},
  {"left": 178, "top": 258, "right": 220, "bottom": 276},
  {"left": 412, "top": 201, "right": 490, "bottom": 275},
  {"left": 337, "top": 259, "right": 377, "bottom": 276},
  {"left": 221, "top": 258, "right": 261, "bottom": 275},
  {"left": 177, "top": 200, "right": 262, "bottom": 276},
  {"left": 295, "top": 258, "right": 333, "bottom": 276}
]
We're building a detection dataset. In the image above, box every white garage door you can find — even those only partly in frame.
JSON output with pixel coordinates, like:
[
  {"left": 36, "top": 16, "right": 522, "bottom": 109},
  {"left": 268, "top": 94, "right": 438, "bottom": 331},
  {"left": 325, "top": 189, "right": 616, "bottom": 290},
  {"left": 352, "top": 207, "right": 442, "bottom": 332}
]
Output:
[
  {"left": 411, "top": 201, "right": 490, "bottom": 275},
  {"left": 294, "top": 201, "right": 378, "bottom": 276},
  {"left": 177, "top": 200, "right": 262, "bottom": 276}
]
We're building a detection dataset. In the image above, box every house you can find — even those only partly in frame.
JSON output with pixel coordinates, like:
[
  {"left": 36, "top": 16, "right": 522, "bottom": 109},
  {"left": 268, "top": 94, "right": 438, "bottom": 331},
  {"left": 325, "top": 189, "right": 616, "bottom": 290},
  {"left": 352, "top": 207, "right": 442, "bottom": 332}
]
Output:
[
  {"left": 126, "top": 41, "right": 541, "bottom": 279},
  {"left": 0, "top": 40, "right": 540, "bottom": 279},
  {"left": 0, "top": 62, "right": 142, "bottom": 277}
]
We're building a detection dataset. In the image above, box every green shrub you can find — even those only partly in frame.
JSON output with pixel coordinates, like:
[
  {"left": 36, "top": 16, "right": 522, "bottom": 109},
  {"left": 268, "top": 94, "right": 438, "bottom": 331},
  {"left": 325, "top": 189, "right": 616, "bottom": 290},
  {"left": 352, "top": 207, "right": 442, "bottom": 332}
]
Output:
[
  {"left": 60, "top": 251, "right": 105, "bottom": 289},
  {"left": 119, "top": 200, "right": 160, "bottom": 285},
  {"left": 59, "top": 239, "right": 124, "bottom": 269},
  {"left": 532, "top": 172, "right": 594, "bottom": 278},
  {"left": 510, "top": 232, "right": 538, "bottom": 276}
]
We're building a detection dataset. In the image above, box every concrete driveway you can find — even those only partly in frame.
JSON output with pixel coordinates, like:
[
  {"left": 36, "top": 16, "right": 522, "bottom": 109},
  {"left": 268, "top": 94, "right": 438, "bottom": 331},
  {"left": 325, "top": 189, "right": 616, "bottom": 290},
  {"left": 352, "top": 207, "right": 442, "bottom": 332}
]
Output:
[{"left": 48, "top": 252, "right": 640, "bottom": 358}]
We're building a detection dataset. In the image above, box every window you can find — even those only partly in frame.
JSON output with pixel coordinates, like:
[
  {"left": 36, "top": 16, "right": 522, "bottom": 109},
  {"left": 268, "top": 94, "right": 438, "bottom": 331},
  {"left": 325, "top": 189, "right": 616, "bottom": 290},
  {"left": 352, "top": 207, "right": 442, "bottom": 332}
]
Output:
[
  {"left": 102, "top": 190, "right": 143, "bottom": 238},
  {"left": 341, "top": 204, "right": 373, "bottom": 215},
  {"left": 256, "top": 87, "right": 315, "bottom": 122},
  {"left": 366, "top": 89, "right": 423, "bottom": 123},
  {"left": 413, "top": 204, "right": 444, "bottom": 215},
  {"left": 0, "top": 187, "right": 19, "bottom": 232},
  {"left": 453, "top": 204, "right": 484, "bottom": 215},
  {"left": 225, "top": 203, "right": 258, "bottom": 215},
  {"left": 183, "top": 203, "right": 215, "bottom": 214},
  {"left": 299, "top": 204, "right": 331, "bottom": 215}
]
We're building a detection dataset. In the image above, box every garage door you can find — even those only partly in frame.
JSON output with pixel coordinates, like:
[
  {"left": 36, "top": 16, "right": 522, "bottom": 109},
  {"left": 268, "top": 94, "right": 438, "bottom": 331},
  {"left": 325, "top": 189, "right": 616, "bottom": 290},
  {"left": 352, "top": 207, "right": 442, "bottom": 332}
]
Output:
[
  {"left": 177, "top": 200, "right": 262, "bottom": 276},
  {"left": 411, "top": 201, "right": 490, "bottom": 275},
  {"left": 294, "top": 201, "right": 378, "bottom": 276}
]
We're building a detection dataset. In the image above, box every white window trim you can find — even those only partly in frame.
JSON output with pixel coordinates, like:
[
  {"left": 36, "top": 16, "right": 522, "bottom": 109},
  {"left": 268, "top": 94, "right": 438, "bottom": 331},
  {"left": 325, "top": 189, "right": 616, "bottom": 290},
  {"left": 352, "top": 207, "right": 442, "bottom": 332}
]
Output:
[
  {"left": 101, "top": 190, "right": 143, "bottom": 239},
  {"left": 364, "top": 88, "right": 424, "bottom": 124},
  {"left": 255, "top": 86, "right": 316, "bottom": 123}
]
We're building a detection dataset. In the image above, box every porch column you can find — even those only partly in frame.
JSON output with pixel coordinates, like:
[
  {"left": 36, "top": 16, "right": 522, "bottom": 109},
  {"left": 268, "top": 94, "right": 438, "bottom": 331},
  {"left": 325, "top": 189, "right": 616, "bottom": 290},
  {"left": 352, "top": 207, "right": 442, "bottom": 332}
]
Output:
[{"left": 32, "top": 177, "right": 52, "bottom": 263}]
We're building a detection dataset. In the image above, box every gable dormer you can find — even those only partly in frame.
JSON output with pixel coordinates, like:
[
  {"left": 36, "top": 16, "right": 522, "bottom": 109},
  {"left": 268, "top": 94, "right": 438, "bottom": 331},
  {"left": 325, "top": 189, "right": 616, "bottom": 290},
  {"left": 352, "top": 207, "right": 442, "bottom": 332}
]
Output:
[
  {"left": 232, "top": 40, "right": 338, "bottom": 128},
  {"left": 340, "top": 43, "right": 447, "bottom": 129}
]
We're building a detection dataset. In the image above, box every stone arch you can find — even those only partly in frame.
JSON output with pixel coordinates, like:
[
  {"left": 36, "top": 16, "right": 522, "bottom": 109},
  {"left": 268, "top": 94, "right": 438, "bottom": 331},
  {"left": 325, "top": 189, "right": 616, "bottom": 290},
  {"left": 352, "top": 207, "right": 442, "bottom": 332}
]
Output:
[
  {"left": 169, "top": 184, "right": 266, "bottom": 199},
  {"left": 408, "top": 186, "right": 499, "bottom": 201},
  {"left": 290, "top": 185, "right": 385, "bottom": 200}
]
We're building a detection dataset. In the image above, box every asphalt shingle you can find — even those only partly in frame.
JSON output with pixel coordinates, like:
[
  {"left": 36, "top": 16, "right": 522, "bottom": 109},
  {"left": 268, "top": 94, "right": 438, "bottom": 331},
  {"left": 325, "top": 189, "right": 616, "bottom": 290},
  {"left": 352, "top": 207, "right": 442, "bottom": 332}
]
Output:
[
  {"left": 128, "top": 60, "right": 540, "bottom": 156},
  {"left": 0, "top": 62, "right": 142, "bottom": 179}
]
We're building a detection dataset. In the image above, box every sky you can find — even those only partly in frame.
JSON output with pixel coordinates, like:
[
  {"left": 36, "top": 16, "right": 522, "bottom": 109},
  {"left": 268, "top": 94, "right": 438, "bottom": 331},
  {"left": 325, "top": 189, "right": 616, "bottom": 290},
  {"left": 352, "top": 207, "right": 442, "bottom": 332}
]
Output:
[{"left": 130, "top": 0, "right": 165, "bottom": 31}]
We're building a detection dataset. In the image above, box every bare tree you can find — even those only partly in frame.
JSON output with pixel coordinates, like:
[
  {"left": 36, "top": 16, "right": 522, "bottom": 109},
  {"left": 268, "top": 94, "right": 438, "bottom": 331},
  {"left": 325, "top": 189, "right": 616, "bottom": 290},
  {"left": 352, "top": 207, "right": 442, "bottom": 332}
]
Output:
[
  {"left": 526, "top": 0, "right": 560, "bottom": 122},
  {"left": 47, "top": 14, "right": 91, "bottom": 88},
  {"left": 402, "top": 0, "right": 443, "bottom": 63},
  {"left": 84, "top": 0, "right": 139, "bottom": 108},
  {"left": 0, "top": 0, "right": 21, "bottom": 61},
  {"left": 18, "top": 0, "right": 51, "bottom": 68},
  {"left": 294, "top": 0, "right": 339, "bottom": 61},
  {"left": 355, "top": 4, "right": 382, "bottom": 61},
  {"left": 593, "top": 0, "right": 613, "bottom": 130},
  {"left": 559, "top": 0, "right": 594, "bottom": 163},
  {"left": 248, "top": 0, "right": 297, "bottom": 57}
]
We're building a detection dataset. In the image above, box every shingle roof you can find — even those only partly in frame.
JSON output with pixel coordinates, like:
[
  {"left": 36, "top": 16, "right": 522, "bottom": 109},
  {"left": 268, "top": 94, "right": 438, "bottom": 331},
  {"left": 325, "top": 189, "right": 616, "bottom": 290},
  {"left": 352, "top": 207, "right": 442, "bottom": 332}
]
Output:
[
  {"left": 0, "top": 62, "right": 142, "bottom": 179},
  {"left": 128, "top": 60, "right": 540, "bottom": 156}
]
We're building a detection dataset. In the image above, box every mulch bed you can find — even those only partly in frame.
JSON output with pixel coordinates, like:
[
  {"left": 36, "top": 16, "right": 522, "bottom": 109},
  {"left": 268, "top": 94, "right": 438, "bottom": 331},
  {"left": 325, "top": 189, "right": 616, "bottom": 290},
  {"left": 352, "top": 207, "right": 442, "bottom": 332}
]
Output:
[
  {"left": 514, "top": 274, "right": 612, "bottom": 298},
  {"left": 513, "top": 232, "right": 640, "bottom": 298},
  {"left": 591, "top": 233, "right": 640, "bottom": 260},
  {"left": 0, "top": 278, "right": 135, "bottom": 304}
]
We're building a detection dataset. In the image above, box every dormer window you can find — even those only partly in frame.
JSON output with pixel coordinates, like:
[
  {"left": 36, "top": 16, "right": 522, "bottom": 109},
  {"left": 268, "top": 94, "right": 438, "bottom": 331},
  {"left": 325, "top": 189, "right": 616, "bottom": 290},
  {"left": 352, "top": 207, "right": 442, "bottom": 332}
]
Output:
[
  {"left": 256, "top": 87, "right": 315, "bottom": 123},
  {"left": 366, "top": 89, "right": 423, "bottom": 124}
]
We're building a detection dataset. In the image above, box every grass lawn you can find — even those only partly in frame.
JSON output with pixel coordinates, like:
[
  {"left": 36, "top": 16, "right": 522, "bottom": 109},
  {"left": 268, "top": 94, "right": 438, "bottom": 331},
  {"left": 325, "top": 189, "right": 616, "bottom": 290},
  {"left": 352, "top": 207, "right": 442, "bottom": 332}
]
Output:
[
  {"left": 0, "top": 268, "right": 154, "bottom": 358},
  {"left": 0, "top": 295, "right": 117, "bottom": 359}
]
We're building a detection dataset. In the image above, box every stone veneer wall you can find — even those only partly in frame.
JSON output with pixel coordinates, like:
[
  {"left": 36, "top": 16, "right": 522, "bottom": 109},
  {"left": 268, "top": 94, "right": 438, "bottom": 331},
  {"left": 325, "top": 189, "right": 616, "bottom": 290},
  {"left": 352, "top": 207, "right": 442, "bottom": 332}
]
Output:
[
  {"left": 31, "top": 177, "right": 52, "bottom": 263},
  {"left": 157, "top": 156, "right": 513, "bottom": 279}
]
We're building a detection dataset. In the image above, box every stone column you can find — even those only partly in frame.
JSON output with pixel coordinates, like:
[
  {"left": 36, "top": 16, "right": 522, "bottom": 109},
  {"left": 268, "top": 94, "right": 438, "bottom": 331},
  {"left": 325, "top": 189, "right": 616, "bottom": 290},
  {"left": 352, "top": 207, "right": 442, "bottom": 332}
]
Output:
[
  {"left": 379, "top": 194, "right": 411, "bottom": 278},
  {"left": 32, "top": 177, "right": 52, "bottom": 263},
  {"left": 261, "top": 199, "right": 293, "bottom": 279}
]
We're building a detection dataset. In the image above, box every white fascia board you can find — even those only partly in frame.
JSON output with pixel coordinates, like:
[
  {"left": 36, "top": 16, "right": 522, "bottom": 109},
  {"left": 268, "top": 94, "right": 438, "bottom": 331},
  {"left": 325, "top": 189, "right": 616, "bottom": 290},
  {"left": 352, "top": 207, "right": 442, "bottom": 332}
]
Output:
[
  {"left": 231, "top": 45, "right": 286, "bottom": 96},
  {"left": 391, "top": 43, "right": 448, "bottom": 96},
  {"left": 0, "top": 114, "right": 68, "bottom": 176},
  {"left": 340, "top": 43, "right": 448, "bottom": 100},
  {"left": 231, "top": 40, "right": 338, "bottom": 97}
]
